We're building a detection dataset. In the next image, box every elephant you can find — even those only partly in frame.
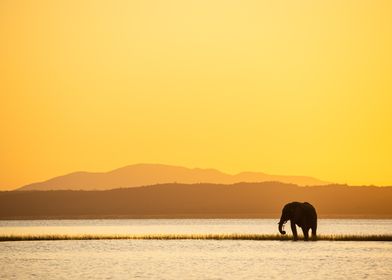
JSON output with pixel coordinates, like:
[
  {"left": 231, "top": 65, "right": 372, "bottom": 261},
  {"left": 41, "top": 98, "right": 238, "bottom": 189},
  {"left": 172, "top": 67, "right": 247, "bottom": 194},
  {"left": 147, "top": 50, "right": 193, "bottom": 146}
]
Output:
[{"left": 278, "top": 202, "right": 317, "bottom": 241}]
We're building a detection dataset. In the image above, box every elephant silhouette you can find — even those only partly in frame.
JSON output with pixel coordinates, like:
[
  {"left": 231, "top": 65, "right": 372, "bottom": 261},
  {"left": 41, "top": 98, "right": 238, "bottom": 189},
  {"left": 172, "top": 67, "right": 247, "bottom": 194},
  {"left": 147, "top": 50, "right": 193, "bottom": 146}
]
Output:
[{"left": 278, "top": 202, "right": 317, "bottom": 241}]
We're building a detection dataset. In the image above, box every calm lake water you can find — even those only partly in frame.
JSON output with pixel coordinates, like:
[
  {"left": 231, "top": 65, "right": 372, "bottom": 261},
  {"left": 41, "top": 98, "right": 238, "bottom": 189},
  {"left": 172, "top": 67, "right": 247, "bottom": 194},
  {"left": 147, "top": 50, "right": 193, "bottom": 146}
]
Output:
[{"left": 1, "top": 219, "right": 392, "bottom": 279}]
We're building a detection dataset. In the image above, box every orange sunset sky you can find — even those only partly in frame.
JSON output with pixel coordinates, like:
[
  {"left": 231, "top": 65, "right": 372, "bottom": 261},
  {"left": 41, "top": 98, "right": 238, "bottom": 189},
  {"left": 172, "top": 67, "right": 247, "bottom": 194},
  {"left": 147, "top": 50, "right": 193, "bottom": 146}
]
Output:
[{"left": 1, "top": 0, "right": 391, "bottom": 190}]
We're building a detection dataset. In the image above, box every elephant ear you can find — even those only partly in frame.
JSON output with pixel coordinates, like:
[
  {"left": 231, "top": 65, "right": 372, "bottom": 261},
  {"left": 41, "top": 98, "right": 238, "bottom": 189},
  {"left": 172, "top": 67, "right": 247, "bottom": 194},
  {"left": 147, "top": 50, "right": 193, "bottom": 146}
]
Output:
[
  {"left": 290, "top": 203, "right": 302, "bottom": 217},
  {"left": 288, "top": 203, "right": 296, "bottom": 215}
]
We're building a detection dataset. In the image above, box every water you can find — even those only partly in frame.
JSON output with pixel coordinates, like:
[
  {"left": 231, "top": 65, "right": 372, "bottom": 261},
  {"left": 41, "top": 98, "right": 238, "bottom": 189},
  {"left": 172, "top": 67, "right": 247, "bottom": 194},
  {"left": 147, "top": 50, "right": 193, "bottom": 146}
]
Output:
[
  {"left": 1, "top": 219, "right": 392, "bottom": 279},
  {"left": 2, "top": 219, "right": 392, "bottom": 235}
]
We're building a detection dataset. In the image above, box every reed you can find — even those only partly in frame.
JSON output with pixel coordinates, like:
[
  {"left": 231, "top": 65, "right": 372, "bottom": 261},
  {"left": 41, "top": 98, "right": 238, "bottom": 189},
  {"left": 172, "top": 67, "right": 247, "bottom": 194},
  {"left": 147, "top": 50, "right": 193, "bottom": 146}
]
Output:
[{"left": 1, "top": 233, "right": 392, "bottom": 242}]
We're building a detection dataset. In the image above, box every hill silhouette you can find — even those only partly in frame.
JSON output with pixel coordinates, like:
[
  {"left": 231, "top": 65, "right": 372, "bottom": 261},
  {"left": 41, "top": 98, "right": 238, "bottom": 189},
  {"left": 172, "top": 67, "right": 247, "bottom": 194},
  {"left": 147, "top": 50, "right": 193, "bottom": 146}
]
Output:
[
  {"left": 17, "top": 164, "right": 329, "bottom": 191},
  {"left": 3, "top": 182, "right": 392, "bottom": 219}
]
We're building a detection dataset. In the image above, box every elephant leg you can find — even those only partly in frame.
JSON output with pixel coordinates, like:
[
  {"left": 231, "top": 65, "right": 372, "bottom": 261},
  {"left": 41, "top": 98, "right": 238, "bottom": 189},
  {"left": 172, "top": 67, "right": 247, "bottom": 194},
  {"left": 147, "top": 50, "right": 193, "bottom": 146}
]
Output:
[
  {"left": 290, "top": 221, "right": 298, "bottom": 241},
  {"left": 311, "top": 225, "right": 317, "bottom": 241},
  {"left": 302, "top": 228, "right": 309, "bottom": 241}
]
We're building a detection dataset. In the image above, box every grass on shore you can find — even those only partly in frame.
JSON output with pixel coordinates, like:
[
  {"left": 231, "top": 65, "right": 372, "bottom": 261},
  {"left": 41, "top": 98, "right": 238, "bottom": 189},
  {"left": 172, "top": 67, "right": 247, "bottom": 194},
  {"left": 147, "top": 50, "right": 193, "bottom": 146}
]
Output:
[{"left": 1, "top": 233, "right": 392, "bottom": 242}]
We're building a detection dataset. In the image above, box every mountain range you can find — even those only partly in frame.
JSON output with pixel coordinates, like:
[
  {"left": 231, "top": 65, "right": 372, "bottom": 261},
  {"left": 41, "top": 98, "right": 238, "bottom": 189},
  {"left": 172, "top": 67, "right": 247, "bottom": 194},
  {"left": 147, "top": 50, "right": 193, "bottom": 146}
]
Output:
[
  {"left": 3, "top": 182, "right": 392, "bottom": 219},
  {"left": 17, "top": 164, "right": 329, "bottom": 191}
]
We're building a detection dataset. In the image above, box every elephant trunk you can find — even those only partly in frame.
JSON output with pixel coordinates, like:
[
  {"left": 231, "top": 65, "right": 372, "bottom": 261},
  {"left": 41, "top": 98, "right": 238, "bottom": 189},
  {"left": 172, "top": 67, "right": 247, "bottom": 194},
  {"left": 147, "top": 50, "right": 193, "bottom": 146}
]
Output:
[{"left": 278, "top": 219, "right": 287, "bottom": 235}]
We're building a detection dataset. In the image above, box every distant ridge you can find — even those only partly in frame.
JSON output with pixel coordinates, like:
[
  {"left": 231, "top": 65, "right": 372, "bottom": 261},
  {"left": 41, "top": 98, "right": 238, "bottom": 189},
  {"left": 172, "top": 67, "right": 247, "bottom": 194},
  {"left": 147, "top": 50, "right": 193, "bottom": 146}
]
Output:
[
  {"left": 17, "top": 163, "right": 330, "bottom": 191},
  {"left": 3, "top": 182, "right": 392, "bottom": 219}
]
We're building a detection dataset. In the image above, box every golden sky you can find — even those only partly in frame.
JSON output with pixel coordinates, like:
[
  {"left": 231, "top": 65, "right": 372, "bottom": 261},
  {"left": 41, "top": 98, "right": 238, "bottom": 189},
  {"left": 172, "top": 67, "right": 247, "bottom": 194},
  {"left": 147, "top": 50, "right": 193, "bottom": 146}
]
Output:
[{"left": 1, "top": 0, "right": 391, "bottom": 190}]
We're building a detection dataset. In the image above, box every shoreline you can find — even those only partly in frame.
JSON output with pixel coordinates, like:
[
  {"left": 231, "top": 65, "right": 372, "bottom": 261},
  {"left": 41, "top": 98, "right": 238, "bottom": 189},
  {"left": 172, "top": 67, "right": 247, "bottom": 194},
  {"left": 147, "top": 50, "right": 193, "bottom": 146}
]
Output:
[
  {"left": 2, "top": 215, "right": 392, "bottom": 220},
  {"left": 1, "top": 234, "right": 392, "bottom": 242}
]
